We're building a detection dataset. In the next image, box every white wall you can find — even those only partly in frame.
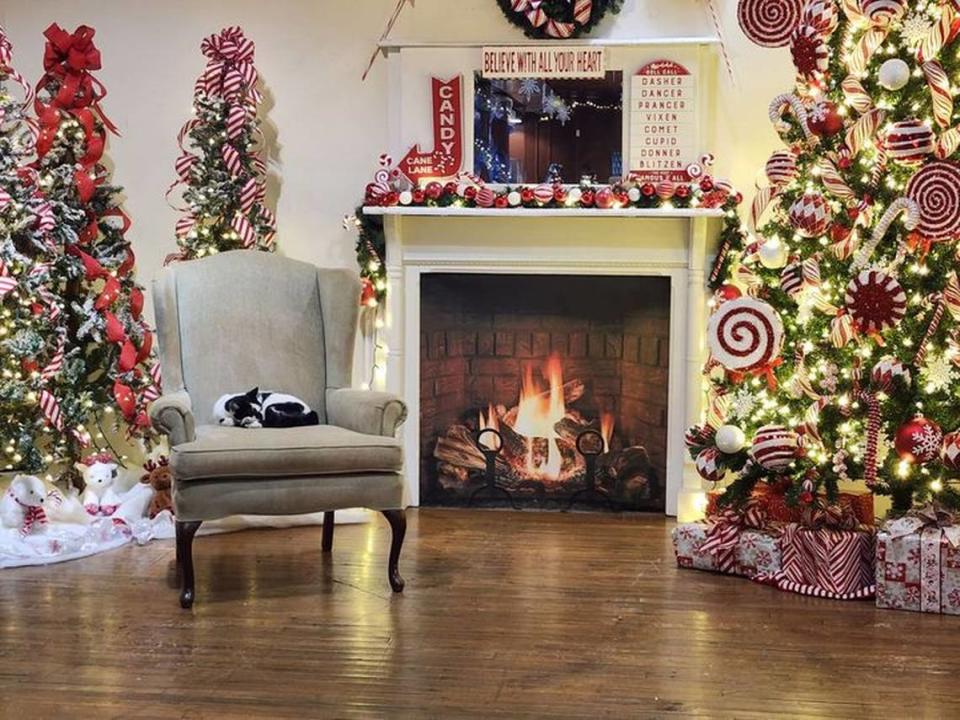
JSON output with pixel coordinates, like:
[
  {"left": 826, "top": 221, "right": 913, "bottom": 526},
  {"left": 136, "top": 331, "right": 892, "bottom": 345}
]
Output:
[{"left": 1, "top": 0, "right": 792, "bottom": 326}]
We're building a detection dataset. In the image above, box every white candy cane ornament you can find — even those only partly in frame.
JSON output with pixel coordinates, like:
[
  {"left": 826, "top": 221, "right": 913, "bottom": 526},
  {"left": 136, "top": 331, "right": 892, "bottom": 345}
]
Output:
[
  {"left": 923, "top": 61, "right": 954, "bottom": 129},
  {"left": 769, "top": 94, "right": 815, "bottom": 142},
  {"left": 852, "top": 197, "right": 920, "bottom": 270}
]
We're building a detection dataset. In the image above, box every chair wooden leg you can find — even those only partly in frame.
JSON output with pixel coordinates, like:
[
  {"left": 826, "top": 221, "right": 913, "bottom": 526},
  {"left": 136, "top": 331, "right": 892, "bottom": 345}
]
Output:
[
  {"left": 322, "top": 511, "right": 335, "bottom": 552},
  {"left": 175, "top": 520, "right": 202, "bottom": 609},
  {"left": 380, "top": 509, "right": 406, "bottom": 593}
]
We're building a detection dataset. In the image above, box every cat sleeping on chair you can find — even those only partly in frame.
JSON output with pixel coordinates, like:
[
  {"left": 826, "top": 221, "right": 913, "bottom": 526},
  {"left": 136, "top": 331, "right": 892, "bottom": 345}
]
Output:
[{"left": 213, "top": 388, "right": 319, "bottom": 428}]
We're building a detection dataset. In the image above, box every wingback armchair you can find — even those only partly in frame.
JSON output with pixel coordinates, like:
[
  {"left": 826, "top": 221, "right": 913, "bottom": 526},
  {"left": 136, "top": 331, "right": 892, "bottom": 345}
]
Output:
[{"left": 149, "top": 251, "right": 408, "bottom": 608}]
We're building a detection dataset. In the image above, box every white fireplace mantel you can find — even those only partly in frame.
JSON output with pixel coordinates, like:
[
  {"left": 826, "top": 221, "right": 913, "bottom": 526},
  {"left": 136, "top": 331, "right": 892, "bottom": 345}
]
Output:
[{"left": 364, "top": 207, "right": 722, "bottom": 518}]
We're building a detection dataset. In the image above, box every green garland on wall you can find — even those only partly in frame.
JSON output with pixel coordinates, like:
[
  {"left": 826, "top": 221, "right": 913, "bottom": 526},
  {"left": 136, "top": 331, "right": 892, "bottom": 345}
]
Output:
[{"left": 494, "top": 0, "right": 623, "bottom": 40}]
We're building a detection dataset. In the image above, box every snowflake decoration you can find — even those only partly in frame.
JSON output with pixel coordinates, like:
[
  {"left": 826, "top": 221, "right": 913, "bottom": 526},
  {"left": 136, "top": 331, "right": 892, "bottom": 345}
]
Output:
[
  {"left": 542, "top": 92, "right": 569, "bottom": 122},
  {"left": 810, "top": 102, "right": 830, "bottom": 123},
  {"left": 912, "top": 423, "right": 943, "bottom": 461},
  {"left": 902, "top": 12, "right": 933, "bottom": 46},
  {"left": 730, "top": 387, "right": 757, "bottom": 420},
  {"left": 922, "top": 354, "right": 957, "bottom": 393},
  {"left": 820, "top": 362, "right": 839, "bottom": 393},
  {"left": 554, "top": 103, "right": 571, "bottom": 125},
  {"left": 519, "top": 78, "right": 540, "bottom": 101},
  {"left": 875, "top": 431, "right": 892, "bottom": 465}
]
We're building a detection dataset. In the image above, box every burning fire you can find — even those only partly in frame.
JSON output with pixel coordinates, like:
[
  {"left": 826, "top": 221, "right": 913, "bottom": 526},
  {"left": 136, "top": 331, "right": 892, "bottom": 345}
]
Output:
[{"left": 511, "top": 355, "right": 566, "bottom": 480}]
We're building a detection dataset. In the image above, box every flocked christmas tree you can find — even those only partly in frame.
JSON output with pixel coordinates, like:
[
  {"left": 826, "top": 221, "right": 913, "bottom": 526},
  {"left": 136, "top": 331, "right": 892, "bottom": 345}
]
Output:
[
  {"left": 690, "top": 0, "right": 960, "bottom": 514},
  {"left": 0, "top": 27, "right": 67, "bottom": 472},
  {"left": 28, "top": 23, "right": 159, "bottom": 479},
  {"left": 169, "top": 26, "right": 275, "bottom": 260}
]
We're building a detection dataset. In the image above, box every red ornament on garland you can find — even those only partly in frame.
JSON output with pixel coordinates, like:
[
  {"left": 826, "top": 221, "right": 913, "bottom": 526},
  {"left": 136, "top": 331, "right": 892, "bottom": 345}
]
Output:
[
  {"left": 533, "top": 184, "right": 555, "bottom": 205},
  {"left": 895, "top": 416, "right": 942, "bottom": 464},
  {"left": 844, "top": 270, "right": 907, "bottom": 335},
  {"left": 463, "top": 185, "right": 478, "bottom": 201},
  {"left": 675, "top": 184, "right": 691, "bottom": 200},
  {"left": 412, "top": 189, "right": 425, "bottom": 204},
  {"left": 424, "top": 181, "right": 444, "bottom": 200},
  {"left": 553, "top": 186, "right": 568, "bottom": 204},
  {"left": 580, "top": 190, "right": 595, "bottom": 207},
  {"left": 360, "top": 277, "right": 377, "bottom": 307},
  {"left": 494, "top": 195, "right": 508, "bottom": 209},
  {"left": 521, "top": 187, "right": 535, "bottom": 203},
  {"left": 640, "top": 182, "right": 656, "bottom": 198},
  {"left": 594, "top": 186, "right": 615, "bottom": 209}
]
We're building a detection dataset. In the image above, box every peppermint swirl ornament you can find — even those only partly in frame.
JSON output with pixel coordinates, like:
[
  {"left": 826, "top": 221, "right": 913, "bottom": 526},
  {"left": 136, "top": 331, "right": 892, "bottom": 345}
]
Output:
[
  {"left": 844, "top": 270, "right": 907, "bottom": 334},
  {"left": 738, "top": 0, "right": 804, "bottom": 47},
  {"left": 751, "top": 424, "right": 800, "bottom": 471},
  {"left": 905, "top": 160, "right": 960, "bottom": 242},
  {"left": 790, "top": 24, "right": 830, "bottom": 78},
  {"left": 707, "top": 297, "right": 784, "bottom": 372}
]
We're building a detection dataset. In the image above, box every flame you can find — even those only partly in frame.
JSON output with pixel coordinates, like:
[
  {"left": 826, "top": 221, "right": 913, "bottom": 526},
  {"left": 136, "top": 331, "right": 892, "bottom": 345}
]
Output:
[
  {"left": 478, "top": 403, "right": 500, "bottom": 450},
  {"left": 514, "top": 354, "right": 566, "bottom": 480},
  {"left": 600, "top": 411, "right": 615, "bottom": 453}
]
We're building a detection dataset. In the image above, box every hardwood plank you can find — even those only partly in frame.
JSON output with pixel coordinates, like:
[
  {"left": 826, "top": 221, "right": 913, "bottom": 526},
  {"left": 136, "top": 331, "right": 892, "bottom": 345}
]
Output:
[{"left": 1, "top": 510, "right": 957, "bottom": 718}]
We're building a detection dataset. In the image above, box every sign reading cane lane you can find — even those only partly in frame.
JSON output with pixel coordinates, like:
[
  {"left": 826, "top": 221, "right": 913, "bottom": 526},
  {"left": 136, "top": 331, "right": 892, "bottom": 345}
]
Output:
[{"left": 398, "top": 76, "right": 464, "bottom": 184}]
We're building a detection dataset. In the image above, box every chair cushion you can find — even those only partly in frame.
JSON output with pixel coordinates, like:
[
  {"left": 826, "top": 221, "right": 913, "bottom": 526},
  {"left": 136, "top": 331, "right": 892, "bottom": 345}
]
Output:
[{"left": 171, "top": 424, "right": 403, "bottom": 481}]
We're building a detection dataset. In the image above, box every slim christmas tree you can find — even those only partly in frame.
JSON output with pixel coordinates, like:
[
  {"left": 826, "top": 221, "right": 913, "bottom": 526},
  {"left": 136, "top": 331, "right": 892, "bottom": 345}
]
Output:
[
  {"left": 169, "top": 26, "right": 275, "bottom": 260},
  {"left": 0, "top": 27, "right": 65, "bottom": 472},
  {"left": 31, "top": 23, "right": 158, "bottom": 477},
  {"left": 693, "top": 0, "right": 960, "bottom": 514}
]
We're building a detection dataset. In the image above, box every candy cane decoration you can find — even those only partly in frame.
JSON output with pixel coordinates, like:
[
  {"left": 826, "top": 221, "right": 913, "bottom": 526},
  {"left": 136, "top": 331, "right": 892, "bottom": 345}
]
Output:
[
  {"left": 861, "top": 390, "right": 882, "bottom": 488},
  {"left": 913, "top": 297, "right": 946, "bottom": 367},
  {"left": 919, "top": 5, "right": 956, "bottom": 63},
  {"left": 841, "top": 76, "right": 873, "bottom": 114},
  {"left": 749, "top": 186, "right": 780, "bottom": 233},
  {"left": 936, "top": 127, "right": 960, "bottom": 160},
  {"left": 845, "top": 108, "right": 886, "bottom": 157},
  {"left": 0, "top": 261, "right": 16, "bottom": 298},
  {"left": 944, "top": 272, "right": 960, "bottom": 321},
  {"left": 923, "top": 61, "right": 953, "bottom": 129},
  {"left": 846, "top": 27, "right": 887, "bottom": 76},
  {"left": 816, "top": 156, "right": 856, "bottom": 202},
  {"left": 852, "top": 197, "right": 920, "bottom": 270},
  {"left": 769, "top": 94, "right": 815, "bottom": 142}
]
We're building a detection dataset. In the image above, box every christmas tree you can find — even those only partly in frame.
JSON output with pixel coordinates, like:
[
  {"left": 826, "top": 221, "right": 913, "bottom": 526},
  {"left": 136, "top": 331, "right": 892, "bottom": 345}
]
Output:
[
  {"left": 169, "top": 26, "right": 275, "bottom": 260},
  {"left": 30, "top": 23, "right": 158, "bottom": 479},
  {"left": 692, "top": 0, "right": 960, "bottom": 514},
  {"left": 0, "top": 26, "right": 65, "bottom": 472}
]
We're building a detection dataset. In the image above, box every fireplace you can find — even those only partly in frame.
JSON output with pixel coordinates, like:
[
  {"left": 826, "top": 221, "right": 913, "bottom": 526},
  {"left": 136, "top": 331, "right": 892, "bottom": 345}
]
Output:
[{"left": 419, "top": 273, "right": 669, "bottom": 511}]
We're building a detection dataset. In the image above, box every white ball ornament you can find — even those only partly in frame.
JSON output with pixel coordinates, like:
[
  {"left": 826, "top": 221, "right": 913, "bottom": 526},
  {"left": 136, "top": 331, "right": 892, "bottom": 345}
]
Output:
[
  {"left": 507, "top": 191, "right": 522, "bottom": 207},
  {"left": 567, "top": 187, "right": 583, "bottom": 204},
  {"left": 627, "top": 187, "right": 641, "bottom": 203},
  {"left": 398, "top": 190, "right": 413, "bottom": 206},
  {"left": 715, "top": 425, "right": 747, "bottom": 454},
  {"left": 758, "top": 238, "right": 789, "bottom": 269},
  {"left": 878, "top": 58, "right": 910, "bottom": 91}
]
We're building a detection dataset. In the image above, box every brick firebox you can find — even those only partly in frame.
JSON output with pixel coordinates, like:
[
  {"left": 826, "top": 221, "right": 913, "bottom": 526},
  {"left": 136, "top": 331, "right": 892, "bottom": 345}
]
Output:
[{"left": 420, "top": 273, "right": 671, "bottom": 510}]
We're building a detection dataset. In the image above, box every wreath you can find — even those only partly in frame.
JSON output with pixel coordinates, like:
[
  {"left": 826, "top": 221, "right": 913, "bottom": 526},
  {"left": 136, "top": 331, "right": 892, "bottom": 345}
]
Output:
[{"left": 495, "top": 0, "right": 623, "bottom": 40}]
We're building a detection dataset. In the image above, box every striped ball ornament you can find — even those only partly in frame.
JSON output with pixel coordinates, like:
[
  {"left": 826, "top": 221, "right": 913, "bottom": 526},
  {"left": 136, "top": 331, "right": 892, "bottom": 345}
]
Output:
[
  {"left": 533, "top": 184, "right": 555, "bottom": 205},
  {"left": 884, "top": 120, "right": 935, "bottom": 165},
  {"left": 780, "top": 261, "right": 804, "bottom": 298},
  {"left": 751, "top": 424, "right": 800, "bottom": 471},
  {"left": 765, "top": 150, "right": 798, "bottom": 186},
  {"left": 476, "top": 187, "right": 497, "bottom": 208},
  {"left": 859, "top": 0, "right": 907, "bottom": 26}
]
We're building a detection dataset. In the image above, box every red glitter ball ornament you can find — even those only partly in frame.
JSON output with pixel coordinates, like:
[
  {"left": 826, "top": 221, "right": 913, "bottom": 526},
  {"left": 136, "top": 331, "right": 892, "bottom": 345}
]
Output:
[
  {"left": 464, "top": 186, "right": 477, "bottom": 201},
  {"left": 521, "top": 187, "right": 535, "bottom": 203},
  {"left": 580, "top": 190, "right": 596, "bottom": 207},
  {"left": 425, "top": 181, "right": 443, "bottom": 200},
  {"left": 412, "top": 189, "right": 425, "bottom": 204},
  {"left": 494, "top": 195, "right": 508, "bottom": 209},
  {"left": 895, "top": 416, "right": 942, "bottom": 464},
  {"left": 641, "top": 183, "right": 656, "bottom": 197},
  {"left": 553, "top": 186, "right": 568, "bottom": 203}
]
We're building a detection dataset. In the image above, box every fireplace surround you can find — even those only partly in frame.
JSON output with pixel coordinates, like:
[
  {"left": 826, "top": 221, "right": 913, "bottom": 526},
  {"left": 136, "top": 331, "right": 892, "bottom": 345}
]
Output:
[{"left": 359, "top": 205, "right": 723, "bottom": 518}]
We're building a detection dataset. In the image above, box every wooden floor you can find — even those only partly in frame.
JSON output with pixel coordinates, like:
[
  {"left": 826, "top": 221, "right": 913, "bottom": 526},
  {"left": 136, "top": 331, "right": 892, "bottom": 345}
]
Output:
[{"left": 2, "top": 510, "right": 958, "bottom": 719}]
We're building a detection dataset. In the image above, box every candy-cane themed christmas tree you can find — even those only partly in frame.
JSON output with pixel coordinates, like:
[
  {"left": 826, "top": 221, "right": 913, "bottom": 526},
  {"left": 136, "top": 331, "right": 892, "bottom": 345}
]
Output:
[
  {"left": 169, "top": 26, "right": 275, "bottom": 260},
  {"left": 0, "top": 27, "right": 66, "bottom": 472},
  {"left": 692, "top": 0, "right": 960, "bottom": 514},
  {"left": 31, "top": 23, "right": 158, "bottom": 478}
]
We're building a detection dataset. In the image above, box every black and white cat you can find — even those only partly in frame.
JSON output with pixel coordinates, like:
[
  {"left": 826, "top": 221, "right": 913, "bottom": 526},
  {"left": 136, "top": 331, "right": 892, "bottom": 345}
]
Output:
[{"left": 213, "top": 388, "right": 319, "bottom": 429}]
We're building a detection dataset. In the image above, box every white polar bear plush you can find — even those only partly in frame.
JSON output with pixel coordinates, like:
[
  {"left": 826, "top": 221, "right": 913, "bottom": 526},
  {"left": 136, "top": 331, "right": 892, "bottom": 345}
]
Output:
[
  {"left": 1, "top": 474, "right": 49, "bottom": 535},
  {"left": 75, "top": 453, "right": 123, "bottom": 517}
]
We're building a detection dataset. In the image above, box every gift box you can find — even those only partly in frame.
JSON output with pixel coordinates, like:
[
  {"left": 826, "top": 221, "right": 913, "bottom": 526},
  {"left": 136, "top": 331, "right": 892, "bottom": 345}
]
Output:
[
  {"left": 876, "top": 510, "right": 960, "bottom": 615},
  {"left": 671, "top": 521, "right": 781, "bottom": 579},
  {"left": 707, "top": 484, "right": 874, "bottom": 526},
  {"left": 779, "top": 524, "right": 876, "bottom": 599}
]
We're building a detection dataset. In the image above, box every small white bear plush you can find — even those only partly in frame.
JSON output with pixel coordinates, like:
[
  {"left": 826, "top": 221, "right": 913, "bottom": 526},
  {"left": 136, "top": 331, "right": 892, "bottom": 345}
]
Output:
[
  {"left": 1, "top": 474, "right": 49, "bottom": 536},
  {"left": 75, "top": 453, "right": 122, "bottom": 517}
]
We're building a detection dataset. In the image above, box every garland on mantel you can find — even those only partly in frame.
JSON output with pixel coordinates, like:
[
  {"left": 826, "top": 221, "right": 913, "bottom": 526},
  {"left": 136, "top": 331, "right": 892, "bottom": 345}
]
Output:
[
  {"left": 349, "top": 166, "right": 747, "bottom": 307},
  {"left": 495, "top": 0, "right": 624, "bottom": 40}
]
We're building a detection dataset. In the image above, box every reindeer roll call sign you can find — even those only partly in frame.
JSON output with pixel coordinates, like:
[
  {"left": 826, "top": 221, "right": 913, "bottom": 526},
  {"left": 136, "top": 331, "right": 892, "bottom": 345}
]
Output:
[{"left": 629, "top": 60, "right": 698, "bottom": 183}]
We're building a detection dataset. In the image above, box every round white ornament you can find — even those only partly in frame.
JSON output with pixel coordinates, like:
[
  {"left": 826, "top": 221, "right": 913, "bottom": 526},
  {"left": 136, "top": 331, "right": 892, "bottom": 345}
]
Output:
[
  {"left": 758, "top": 238, "right": 789, "bottom": 269},
  {"left": 715, "top": 424, "right": 747, "bottom": 454},
  {"left": 627, "top": 187, "right": 641, "bottom": 203},
  {"left": 878, "top": 58, "right": 910, "bottom": 91},
  {"left": 567, "top": 187, "right": 583, "bottom": 203},
  {"left": 507, "top": 191, "right": 522, "bottom": 207},
  {"left": 398, "top": 190, "right": 413, "bottom": 206}
]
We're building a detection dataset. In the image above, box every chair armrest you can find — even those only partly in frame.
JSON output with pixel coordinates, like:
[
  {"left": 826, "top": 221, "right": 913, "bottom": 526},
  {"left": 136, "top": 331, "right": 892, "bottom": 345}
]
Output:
[
  {"left": 326, "top": 388, "right": 408, "bottom": 438},
  {"left": 149, "top": 390, "right": 197, "bottom": 447}
]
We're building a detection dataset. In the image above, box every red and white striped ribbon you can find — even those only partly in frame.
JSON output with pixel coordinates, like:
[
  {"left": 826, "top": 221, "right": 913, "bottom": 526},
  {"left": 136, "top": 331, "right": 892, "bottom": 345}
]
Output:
[
  {"left": 38, "top": 389, "right": 64, "bottom": 430},
  {"left": 0, "top": 261, "right": 17, "bottom": 297},
  {"left": 913, "top": 297, "right": 946, "bottom": 367}
]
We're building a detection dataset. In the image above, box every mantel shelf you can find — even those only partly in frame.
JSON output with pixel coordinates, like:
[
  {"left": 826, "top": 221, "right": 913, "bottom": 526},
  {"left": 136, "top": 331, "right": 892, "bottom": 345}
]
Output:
[
  {"left": 378, "top": 37, "right": 722, "bottom": 50},
  {"left": 361, "top": 206, "right": 724, "bottom": 218}
]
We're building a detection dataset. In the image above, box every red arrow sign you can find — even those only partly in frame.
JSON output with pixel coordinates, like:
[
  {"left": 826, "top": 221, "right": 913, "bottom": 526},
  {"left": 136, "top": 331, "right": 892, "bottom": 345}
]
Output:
[{"left": 398, "top": 76, "right": 463, "bottom": 184}]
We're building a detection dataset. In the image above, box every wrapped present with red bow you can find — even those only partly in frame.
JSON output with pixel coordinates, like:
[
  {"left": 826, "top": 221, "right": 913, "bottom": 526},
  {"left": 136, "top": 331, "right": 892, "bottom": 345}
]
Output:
[
  {"left": 706, "top": 481, "right": 874, "bottom": 526},
  {"left": 671, "top": 503, "right": 782, "bottom": 580},
  {"left": 773, "top": 504, "right": 876, "bottom": 600},
  {"left": 876, "top": 505, "right": 960, "bottom": 616}
]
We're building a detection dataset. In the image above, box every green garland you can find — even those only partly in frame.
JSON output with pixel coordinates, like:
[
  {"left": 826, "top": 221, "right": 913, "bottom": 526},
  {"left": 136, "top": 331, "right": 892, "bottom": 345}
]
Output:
[{"left": 494, "top": 0, "right": 623, "bottom": 40}]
